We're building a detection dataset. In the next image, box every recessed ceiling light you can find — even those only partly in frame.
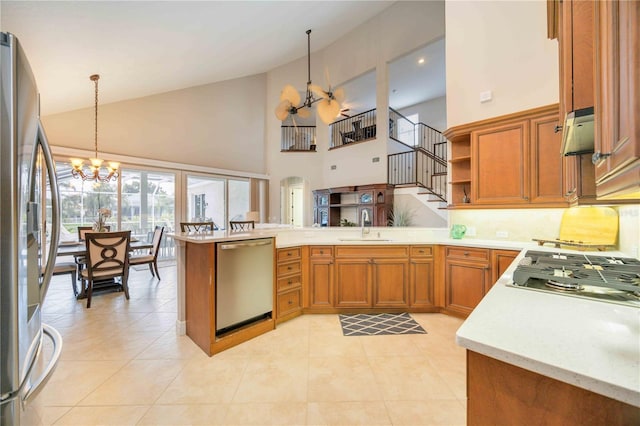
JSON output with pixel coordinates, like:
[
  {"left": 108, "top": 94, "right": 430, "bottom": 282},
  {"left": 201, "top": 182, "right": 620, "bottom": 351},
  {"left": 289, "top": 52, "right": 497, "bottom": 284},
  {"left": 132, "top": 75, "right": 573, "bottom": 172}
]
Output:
[{"left": 418, "top": 58, "right": 425, "bottom": 65}]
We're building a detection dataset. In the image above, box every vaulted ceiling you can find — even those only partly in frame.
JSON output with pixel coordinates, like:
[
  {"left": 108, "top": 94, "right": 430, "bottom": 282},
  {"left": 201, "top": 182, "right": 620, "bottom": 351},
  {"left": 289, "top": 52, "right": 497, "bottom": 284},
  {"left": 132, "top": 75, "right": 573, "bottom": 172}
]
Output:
[{"left": 2, "top": 1, "right": 396, "bottom": 115}]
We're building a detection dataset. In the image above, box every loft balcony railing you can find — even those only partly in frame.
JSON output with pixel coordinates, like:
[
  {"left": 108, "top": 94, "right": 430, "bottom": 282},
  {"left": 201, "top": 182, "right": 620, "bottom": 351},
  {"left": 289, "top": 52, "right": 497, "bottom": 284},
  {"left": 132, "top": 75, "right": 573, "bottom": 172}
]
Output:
[
  {"left": 280, "top": 126, "right": 317, "bottom": 152},
  {"left": 329, "top": 109, "right": 377, "bottom": 149}
]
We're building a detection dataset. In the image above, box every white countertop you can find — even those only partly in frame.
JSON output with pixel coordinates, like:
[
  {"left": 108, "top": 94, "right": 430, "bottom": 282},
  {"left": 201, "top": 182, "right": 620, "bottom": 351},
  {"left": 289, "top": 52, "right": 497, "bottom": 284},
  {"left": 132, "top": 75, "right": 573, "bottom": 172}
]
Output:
[
  {"left": 170, "top": 226, "right": 639, "bottom": 405},
  {"left": 170, "top": 226, "right": 540, "bottom": 250},
  {"left": 456, "top": 249, "right": 640, "bottom": 407}
]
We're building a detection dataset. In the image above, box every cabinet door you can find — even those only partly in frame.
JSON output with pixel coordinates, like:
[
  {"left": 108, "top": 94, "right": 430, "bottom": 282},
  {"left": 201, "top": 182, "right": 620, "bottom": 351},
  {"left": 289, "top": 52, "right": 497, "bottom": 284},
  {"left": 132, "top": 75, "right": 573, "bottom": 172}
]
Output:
[
  {"left": 372, "top": 258, "right": 409, "bottom": 307},
  {"left": 472, "top": 121, "right": 530, "bottom": 204},
  {"left": 530, "top": 114, "right": 567, "bottom": 204},
  {"left": 490, "top": 250, "right": 519, "bottom": 288},
  {"left": 594, "top": 0, "right": 640, "bottom": 199},
  {"left": 410, "top": 258, "right": 435, "bottom": 308},
  {"left": 445, "top": 259, "right": 490, "bottom": 317},
  {"left": 334, "top": 258, "right": 372, "bottom": 307},
  {"left": 309, "top": 259, "right": 334, "bottom": 308}
]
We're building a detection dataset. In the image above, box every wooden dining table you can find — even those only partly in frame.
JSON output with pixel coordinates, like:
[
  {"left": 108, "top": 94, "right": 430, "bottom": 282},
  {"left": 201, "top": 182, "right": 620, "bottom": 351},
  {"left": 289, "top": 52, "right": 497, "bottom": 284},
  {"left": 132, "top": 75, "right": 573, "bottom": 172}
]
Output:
[{"left": 56, "top": 239, "right": 154, "bottom": 299}]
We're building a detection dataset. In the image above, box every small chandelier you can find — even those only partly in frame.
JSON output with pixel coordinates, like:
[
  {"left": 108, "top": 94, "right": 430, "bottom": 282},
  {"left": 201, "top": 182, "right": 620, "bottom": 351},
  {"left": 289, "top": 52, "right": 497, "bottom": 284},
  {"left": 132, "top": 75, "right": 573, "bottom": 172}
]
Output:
[
  {"left": 70, "top": 74, "right": 119, "bottom": 182},
  {"left": 275, "top": 29, "right": 345, "bottom": 125}
]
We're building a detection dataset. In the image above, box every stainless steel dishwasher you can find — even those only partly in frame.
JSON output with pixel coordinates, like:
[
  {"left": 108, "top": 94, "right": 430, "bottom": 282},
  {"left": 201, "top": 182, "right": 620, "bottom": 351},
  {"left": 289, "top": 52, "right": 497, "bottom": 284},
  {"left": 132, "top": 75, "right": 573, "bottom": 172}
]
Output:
[{"left": 215, "top": 238, "right": 274, "bottom": 335}]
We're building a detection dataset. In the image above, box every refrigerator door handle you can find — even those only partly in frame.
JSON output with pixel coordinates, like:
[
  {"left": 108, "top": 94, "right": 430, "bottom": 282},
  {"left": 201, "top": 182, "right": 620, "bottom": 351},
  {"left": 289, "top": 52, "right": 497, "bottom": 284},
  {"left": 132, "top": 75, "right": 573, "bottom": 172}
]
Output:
[
  {"left": 36, "top": 121, "right": 60, "bottom": 301},
  {"left": 0, "top": 324, "right": 62, "bottom": 407},
  {"left": 21, "top": 324, "right": 63, "bottom": 406}
]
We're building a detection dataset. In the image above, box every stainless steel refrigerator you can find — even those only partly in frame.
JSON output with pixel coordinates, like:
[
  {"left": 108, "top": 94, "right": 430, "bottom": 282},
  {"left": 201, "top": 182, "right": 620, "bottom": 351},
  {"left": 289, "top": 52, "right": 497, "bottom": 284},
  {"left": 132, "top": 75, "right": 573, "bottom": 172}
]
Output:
[{"left": 1, "top": 32, "right": 63, "bottom": 425}]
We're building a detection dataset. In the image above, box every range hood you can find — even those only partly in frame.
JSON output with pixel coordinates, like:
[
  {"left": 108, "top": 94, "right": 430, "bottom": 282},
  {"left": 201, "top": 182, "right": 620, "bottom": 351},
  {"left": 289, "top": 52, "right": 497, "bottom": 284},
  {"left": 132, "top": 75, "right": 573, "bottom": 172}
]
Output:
[{"left": 561, "top": 107, "right": 594, "bottom": 155}]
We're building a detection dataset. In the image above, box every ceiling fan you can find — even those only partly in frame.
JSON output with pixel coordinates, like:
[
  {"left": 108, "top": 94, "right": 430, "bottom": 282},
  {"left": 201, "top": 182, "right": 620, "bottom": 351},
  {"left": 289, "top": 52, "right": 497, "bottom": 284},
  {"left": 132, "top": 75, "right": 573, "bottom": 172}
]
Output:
[{"left": 339, "top": 107, "right": 351, "bottom": 118}]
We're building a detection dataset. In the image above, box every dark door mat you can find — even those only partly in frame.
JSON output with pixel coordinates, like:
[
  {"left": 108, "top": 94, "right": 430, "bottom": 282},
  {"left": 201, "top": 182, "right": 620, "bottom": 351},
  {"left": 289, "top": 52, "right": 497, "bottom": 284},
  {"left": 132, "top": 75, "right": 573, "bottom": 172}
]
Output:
[{"left": 339, "top": 312, "right": 427, "bottom": 336}]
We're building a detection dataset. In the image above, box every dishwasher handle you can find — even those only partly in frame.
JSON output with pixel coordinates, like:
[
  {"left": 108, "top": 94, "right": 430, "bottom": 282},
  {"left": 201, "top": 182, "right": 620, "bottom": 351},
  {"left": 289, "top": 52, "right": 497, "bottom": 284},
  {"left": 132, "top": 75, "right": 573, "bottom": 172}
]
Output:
[{"left": 219, "top": 239, "right": 272, "bottom": 250}]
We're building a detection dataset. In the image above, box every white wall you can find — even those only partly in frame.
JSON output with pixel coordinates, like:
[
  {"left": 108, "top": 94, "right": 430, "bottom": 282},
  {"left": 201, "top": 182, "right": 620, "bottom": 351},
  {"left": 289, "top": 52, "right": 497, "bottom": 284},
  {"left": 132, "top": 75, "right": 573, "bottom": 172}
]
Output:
[
  {"left": 266, "top": 1, "right": 446, "bottom": 223},
  {"left": 399, "top": 96, "right": 447, "bottom": 133},
  {"left": 43, "top": 74, "right": 268, "bottom": 174},
  {"left": 445, "top": 0, "right": 559, "bottom": 127}
]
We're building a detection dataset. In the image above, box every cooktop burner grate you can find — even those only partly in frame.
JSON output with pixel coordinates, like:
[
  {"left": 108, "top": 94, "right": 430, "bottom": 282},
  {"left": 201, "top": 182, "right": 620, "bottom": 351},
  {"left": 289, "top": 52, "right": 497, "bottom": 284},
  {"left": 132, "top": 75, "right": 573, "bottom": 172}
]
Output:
[{"left": 510, "top": 251, "right": 640, "bottom": 307}]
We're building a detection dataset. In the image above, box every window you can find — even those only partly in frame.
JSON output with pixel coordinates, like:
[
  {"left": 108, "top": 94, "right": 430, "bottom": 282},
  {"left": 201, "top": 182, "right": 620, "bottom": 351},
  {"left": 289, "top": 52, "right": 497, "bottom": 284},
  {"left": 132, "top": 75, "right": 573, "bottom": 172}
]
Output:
[{"left": 120, "top": 168, "right": 176, "bottom": 258}]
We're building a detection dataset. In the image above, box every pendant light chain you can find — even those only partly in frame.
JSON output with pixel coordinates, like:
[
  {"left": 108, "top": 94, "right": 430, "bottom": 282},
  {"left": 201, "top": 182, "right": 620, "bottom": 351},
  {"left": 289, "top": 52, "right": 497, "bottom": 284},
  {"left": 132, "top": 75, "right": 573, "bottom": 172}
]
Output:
[
  {"left": 91, "top": 74, "right": 99, "bottom": 158},
  {"left": 70, "top": 73, "right": 120, "bottom": 182}
]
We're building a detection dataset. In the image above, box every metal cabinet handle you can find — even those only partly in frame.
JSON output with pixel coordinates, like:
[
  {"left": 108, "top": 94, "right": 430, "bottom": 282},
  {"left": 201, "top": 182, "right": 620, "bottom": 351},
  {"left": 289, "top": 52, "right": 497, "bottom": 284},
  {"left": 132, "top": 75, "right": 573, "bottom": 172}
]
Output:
[
  {"left": 592, "top": 151, "right": 612, "bottom": 166},
  {"left": 464, "top": 252, "right": 469, "bottom": 256},
  {"left": 554, "top": 124, "right": 563, "bottom": 133}
]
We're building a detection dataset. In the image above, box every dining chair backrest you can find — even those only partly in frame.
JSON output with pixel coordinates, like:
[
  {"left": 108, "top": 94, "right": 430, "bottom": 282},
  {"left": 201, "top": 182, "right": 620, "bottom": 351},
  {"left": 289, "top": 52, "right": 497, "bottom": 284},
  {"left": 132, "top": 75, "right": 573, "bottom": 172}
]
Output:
[
  {"left": 180, "top": 221, "right": 215, "bottom": 232},
  {"left": 84, "top": 231, "right": 131, "bottom": 280},
  {"left": 78, "top": 225, "right": 110, "bottom": 241},
  {"left": 149, "top": 226, "right": 165, "bottom": 257},
  {"left": 229, "top": 220, "right": 255, "bottom": 232}
]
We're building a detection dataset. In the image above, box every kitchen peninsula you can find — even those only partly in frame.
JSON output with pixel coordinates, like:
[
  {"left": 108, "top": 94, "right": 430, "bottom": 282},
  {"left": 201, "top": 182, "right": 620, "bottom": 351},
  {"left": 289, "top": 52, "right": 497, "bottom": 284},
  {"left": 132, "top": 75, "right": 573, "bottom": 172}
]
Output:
[{"left": 172, "top": 227, "right": 639, "bottom": 420}]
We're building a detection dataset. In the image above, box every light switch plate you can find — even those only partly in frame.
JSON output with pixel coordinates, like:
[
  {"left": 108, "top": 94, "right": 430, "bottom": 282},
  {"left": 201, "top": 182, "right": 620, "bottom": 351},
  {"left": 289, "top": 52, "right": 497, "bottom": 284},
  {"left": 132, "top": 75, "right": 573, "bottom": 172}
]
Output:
[
  {"left": 480, "top": 90, "right": 492, "bottom": 103},
  {"left": 496, "top": 230, "right": 509, "bottom": 238}
]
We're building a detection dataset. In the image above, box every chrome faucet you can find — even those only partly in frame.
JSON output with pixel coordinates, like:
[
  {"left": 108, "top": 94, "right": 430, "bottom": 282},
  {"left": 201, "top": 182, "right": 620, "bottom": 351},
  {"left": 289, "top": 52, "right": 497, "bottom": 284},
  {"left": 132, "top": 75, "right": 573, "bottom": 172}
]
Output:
[{"left": 361, "top": 209, "right": 371, "bottom": 238}]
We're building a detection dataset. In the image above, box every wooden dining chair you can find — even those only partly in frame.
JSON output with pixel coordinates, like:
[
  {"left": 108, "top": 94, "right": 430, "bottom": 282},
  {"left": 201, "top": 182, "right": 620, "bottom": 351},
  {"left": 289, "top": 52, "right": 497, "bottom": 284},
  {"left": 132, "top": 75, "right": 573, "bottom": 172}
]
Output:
[
  {"left": 129, "top": 226, "right": 165, "bottom": 280},
  {"left": 78, "top": 225, "right": 110, "bottom": 241},
  {"left": 80, "top": 231, "right": 131, "bottom": 308},
  {"left": 229, "top": 220, "right": 255, "bottom": 231},
  {"left": 75, "top": 225, "right": 111, "bottom": 279},
  {"left": 180, "top": 221, "right": 216, "bottom": 232}
]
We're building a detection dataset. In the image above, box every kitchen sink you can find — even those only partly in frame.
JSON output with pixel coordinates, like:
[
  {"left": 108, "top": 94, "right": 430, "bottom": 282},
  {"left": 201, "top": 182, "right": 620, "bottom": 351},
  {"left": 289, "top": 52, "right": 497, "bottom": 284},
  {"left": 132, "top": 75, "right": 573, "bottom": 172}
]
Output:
[{"left": 338, "top": 238, "right": 393, "bottom": 242}]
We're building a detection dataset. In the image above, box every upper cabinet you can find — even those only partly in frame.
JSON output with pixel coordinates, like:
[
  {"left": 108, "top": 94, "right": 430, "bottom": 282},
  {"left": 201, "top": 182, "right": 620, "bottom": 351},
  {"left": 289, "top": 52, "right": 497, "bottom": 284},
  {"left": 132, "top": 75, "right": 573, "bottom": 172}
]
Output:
[
  {"left": 558, "top": 0, "right": 595, "bottom": 119},
  {"left": 593, "top": 0, "right": 640, "bottom": 200},
  {"left": 445, "top": 105, "right": 566, "bottom": 208},
  {"left": 551, "top": 0, "right": 638, "bottom": 203}
]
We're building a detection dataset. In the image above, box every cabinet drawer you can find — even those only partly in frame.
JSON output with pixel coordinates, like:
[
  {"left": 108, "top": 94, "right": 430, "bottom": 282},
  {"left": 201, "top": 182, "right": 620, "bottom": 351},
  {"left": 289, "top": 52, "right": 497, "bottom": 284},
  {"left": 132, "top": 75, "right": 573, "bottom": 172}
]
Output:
[
  {"left": 335, "top": 245, "right": 409, "bottom": 258},
  {"left": 410, "top": 245, "right": 433, "bottom": 258},
  {"left": 310, "top": 246, "right": 333, "bottom": 258},
  {"left": 445, "top": 246, "right": 490, "bottom": 262},
  {"left": 276, "top": 260, "right": 301, "bottom": 277},
  {"left": 277, "top": 274, "right": 301, "bottom": 292},
  {"left": 277, "top": 288, "right": 301, "bottom": 317},
  {"left": 277, "top": 247, "right": 301, "bottom": 262}
]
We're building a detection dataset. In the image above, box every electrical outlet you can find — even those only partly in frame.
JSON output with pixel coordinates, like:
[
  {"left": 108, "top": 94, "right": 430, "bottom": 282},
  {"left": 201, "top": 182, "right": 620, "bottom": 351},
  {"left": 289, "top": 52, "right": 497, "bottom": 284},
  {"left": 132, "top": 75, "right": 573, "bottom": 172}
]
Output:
[
  {"left": 496, "top": 230, "right": 509, "bottom": 238},
  {"left": 480, "top": 90, "right": 492, "bottom": 103},
  {"left": 466, "top": 226, "right": 477, "bottom": 236}
]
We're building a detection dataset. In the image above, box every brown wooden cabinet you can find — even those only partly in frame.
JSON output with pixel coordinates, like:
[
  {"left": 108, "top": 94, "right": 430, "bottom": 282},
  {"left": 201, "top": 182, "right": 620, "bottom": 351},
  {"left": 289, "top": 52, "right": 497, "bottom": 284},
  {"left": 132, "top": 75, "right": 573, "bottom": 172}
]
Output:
[
  {"left": 444, "top": 246, "right": 491, "bottom": 317},
  {"left": 467, "top": 351, "right": 640, "bottom": 425},
  {"left": 556, "top": 0, "right": 611, "bottom": 206},
  {"left": 275, "top": 247, "right": 302, "bottom": 322},
  {"left": 593, "top": 0, "right": 640, "bottom": 200},
  {"left": 409, "top": 245, "right": 436, "bottom": 309},
  {"left": 313, "top": 190, "right": 330, "bottom": 227},
  {"left": 312, "top": 184, "right": 394, "bottom": 227},
  {"left": 490, "top": 249, "right": 519, "bottom": 287},
  {"left": 308, "top": 246, "right": 334, "bottom": 309},
  {"left": 334, "top": 257, "right": 372, "bottom": 307},
  {"left": 334, "top": 245, "right": 410, "bottom": 308},
  {"left": 447, "top": 105, "right": 567, "bottom": 208},
  {"left": 471, "top": 120, "right": 530, "bottom": 205},
  {"left": 372, "top": 257, "right": 409, "bottom": 307}
]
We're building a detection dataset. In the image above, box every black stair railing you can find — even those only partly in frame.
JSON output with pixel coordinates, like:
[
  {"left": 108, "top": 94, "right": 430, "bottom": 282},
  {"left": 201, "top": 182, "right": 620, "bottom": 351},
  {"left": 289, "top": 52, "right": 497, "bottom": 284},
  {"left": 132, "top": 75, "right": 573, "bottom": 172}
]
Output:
[{"left": 387, "top": 109, "right": 448, "bottom": 201}]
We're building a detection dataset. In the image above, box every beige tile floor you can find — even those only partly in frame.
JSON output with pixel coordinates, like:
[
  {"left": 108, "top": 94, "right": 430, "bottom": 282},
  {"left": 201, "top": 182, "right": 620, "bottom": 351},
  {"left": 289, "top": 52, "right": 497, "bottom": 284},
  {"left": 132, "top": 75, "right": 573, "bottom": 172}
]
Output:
[{"left": 28, "top": 263, "right": 467, "bottom": 425}]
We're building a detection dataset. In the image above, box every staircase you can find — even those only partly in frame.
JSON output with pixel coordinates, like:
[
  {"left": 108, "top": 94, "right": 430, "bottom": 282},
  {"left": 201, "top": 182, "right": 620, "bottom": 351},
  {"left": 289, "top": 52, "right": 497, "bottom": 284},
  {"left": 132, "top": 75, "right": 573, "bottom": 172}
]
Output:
[{"left": 388, "top": 113, "right": 448, "bottom": 205}]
